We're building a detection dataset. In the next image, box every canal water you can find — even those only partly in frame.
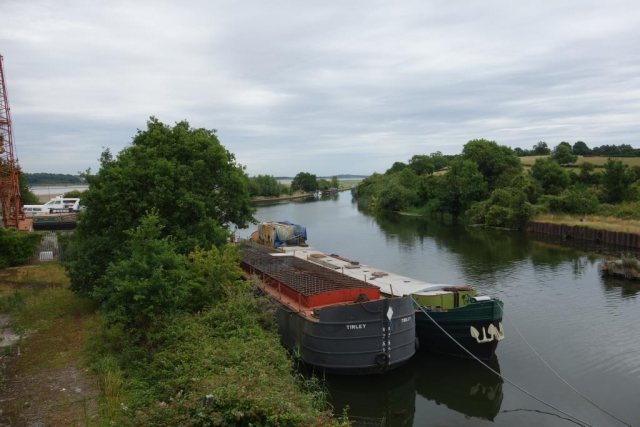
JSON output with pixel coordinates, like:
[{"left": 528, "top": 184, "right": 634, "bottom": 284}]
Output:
[{"left": 242, "top": 193, "right": 640, "bottom": 427}]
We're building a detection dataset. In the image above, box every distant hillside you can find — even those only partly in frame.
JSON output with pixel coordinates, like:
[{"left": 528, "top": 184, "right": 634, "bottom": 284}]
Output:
[{"left": 24, "top": 173, "right": 84, "bottom": 185}]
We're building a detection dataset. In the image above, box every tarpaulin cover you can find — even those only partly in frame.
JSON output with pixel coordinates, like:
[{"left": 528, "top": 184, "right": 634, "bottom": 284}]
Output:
[{"left": 258, "top": 221, "right": 307, "bottom": 247}]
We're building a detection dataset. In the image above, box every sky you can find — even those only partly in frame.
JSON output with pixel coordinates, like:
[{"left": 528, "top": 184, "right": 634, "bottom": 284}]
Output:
[{"left": 1, "top": 0, "right": 640, "bottom": 176}]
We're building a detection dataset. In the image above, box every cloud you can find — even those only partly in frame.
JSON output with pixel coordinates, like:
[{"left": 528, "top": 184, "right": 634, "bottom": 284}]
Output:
[{"left": 1, "top": 0, "right": 639, "bottom": 175}]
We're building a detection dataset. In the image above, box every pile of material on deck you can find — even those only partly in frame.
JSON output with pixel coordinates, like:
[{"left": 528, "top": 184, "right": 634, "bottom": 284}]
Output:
[{"left": 240, "top": 243, "right": 380, "bottom": 307}]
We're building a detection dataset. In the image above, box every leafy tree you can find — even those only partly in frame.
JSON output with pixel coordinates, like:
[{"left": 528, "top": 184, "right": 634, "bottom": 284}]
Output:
[
  {"left": 532, "top": 141, "right": 551, "bottom": 155},
  {"left": 63, "top": 189, "right": 88, "bottom": 204},
  {"left": 290, "top": 172, "right": 318, "bottom": 192},
  {"left": 531, "top": 158, "right": 570, "bottom": 195},
  {"left": 461, "top": 139, "right": 522, "bottom": 189},
  {"left": 551, "top": 144, "right": 577, "bottom": 164},
  {"left": 385, "top": 161, "right": 407, "bottom": 174},
  {"left": 514, "top": 147, "right": 529, "bottom": 157},
  {"left": 330, "top": 176, "right": 339, "bottom": 188},
  {"left": 602, "top": 159, "right": 637, "bottom": 203},
  {"left": 408, "top": 155, "right": 435, "bottom": 176},
  {"left": 316, "top": 178, "right": 330, "bottom": 190},
  {"left": 562, "top": 185, "right": 599, "bottom": 215},
  {"left": 0, "top": 228, "right": 42, "bottom": 268},
  {"left": 18, "top": 169, "right": 39, "bottom": 205},
  {"left": 95, "top": 213, "right": 192, "bottom": 327},
  {"left": 430, "top": 152, "right": 450, "bottom": 171},
  {"left": 248, "top": 175, "right": 286, "bottom": 197},
  {"left": 558, "top": 141, "right": 573, "bottom": 152},
  {"left": 376, "top": 179, "right": 418, "bottom": 212},
  {"left": 440, "top": 159, "right": 488, "bottom": 219},
  {"left": 66, "top": 118, "right": 254, "bottom": 296},
  {"left": 577, "top": 162, "right": 599, "bottom": 185},
  {"left": 572, "top": 141, "right": 591, "bottom": 156}
]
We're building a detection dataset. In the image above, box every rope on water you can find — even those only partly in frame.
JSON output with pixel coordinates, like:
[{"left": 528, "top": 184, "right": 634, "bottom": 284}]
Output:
[
  {"left": 497, "top": 301, "right": 635, "bottom": 427},
  {"left": 411, "top": 297, "right": 597, "bottom": 427}
]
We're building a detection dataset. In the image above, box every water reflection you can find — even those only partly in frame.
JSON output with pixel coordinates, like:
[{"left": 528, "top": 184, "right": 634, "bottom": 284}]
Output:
[{"left": 327, "top": 353, "right": 503, "bottom": 426}]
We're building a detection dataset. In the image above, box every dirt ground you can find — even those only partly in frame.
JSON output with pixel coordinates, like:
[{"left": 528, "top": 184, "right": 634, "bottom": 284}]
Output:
[{"left": 0, "top": 265, "right": 100, "bottom": 427}]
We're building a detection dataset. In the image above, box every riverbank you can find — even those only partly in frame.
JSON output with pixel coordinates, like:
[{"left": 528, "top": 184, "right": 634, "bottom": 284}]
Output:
[
  {"left": 0, "top": 263, "right": 338, "bottom": 426},
  {"left": 0, "top": 263, "right": 100, "bottom": 425},
  {"left": 251, "top": 187, "right": 354, "bottom": 203},
  {"left": 252, "top": 192, "right": 312, "bottom": 203},
  {"left": 532, "top": 214, "right": 640, "bottom": 234}
]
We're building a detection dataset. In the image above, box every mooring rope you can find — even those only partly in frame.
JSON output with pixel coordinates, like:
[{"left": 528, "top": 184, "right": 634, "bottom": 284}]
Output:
[
  {"left": 411, "top": 297, "right": 597, "bottom": 427},
  {"left": 497, "top": 301, "right": 635, "bottom": 427}
]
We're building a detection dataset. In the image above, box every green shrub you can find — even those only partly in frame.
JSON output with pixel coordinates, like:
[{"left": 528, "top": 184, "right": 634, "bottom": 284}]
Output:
[
  {"left": 0, "top": 228, "right": 42, "bottom": 268},
  {"left": 94, "top": 213, "right": 192, "bottom": 328},
  {"left": 484, "top": 205, "right": 512, "bottom": 228},
  {"left": 538, "top": 195, "right": 565, "bottom": 212},
  {"left": 90, "top": 294, "right": 334, "bottom": 426},
  {"left": 621, "top": 253, "right": 638, "bottom": 270}
]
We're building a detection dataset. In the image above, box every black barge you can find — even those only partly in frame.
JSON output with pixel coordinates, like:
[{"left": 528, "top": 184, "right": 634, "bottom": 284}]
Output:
[{"left": 240, "top": 244, "right": 416, "bottom": 374}]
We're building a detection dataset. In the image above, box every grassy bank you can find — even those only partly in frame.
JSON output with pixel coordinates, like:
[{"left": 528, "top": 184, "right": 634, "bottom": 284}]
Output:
[
  {"left": 0, "top": 264, "right": 338, "bottom": 426},
  {"left": 520, "top": 155, "right": 640, "bottom": 167},
  {"left": 532, "top": 214, "right": 640, "bottom": 234},
  {"left": 0, "top": 263, "right": 100, "bottom": 425},
  {"left": 252, "top": 192, "right": 312, "bottom": 203}
]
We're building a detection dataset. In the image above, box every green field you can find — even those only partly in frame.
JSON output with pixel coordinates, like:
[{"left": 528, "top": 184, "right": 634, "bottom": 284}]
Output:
[{"left": 520, "top": 155, "right": 640, "bottom": 167}]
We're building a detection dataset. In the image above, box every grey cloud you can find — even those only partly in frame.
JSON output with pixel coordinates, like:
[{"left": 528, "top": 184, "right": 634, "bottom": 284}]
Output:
[{"left": 1, "top": 0, "right": 639, "bottom": 175}]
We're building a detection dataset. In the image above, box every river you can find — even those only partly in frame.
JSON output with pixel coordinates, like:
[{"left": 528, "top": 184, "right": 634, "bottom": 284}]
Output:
[{"left": 240, "top": 193, "right": 640, "bottom": 427}]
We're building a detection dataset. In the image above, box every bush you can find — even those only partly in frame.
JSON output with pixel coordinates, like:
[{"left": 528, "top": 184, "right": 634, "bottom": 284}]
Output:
[
  {"left": 484, "top": 205, "right": 512, "bottom": 228},
  {"left": 621, "top": 253, "right": 638, "bottom": 270},
  {"left": 90, "top": 294, "right": 334, "bottom": 426},
  {"left": 561, "top": 185, "right": 600, "bottom": 215},
  {"left": 0, "top": 228, "right": 42, "bottom": 268},
  {"left": 94, "top": 213, "right": 191, "bottom": 328}
]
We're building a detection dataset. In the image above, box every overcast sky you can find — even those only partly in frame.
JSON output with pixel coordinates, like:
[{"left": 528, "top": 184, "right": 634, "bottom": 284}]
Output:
[{"left": 1, "top": 0, "right": 640, "bottom": 176}]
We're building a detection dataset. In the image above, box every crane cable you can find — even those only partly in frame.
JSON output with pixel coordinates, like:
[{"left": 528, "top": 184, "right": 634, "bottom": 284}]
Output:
[
  {"left": 411, "top": 297, "right": 597, "bottom": 427},
  {"left": 497, "top": 301, "right": 635, "bottom": 427}
]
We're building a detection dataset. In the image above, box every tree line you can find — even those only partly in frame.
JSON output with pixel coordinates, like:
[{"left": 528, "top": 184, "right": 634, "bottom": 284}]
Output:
[
  {"left": 514, "top": 141, "right": 640, "bottom": 157},
  {"left": 23, "top": 172, "right": 84, "bottom": 185},
  {"left": 353, "top": 139, "right": 640, "bottom": 229},
  {"left": 249, "top": 172, "right": 340, "bottom": 197}
]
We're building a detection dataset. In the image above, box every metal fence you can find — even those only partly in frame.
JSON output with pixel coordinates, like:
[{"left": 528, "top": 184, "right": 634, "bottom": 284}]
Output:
[{"left": 33, "top": 230, "right": 74, "bottom": 262}]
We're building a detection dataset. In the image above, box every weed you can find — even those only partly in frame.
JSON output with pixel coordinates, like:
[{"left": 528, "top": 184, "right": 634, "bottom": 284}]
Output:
[{"left": 621, "top": 253, "right": 639, "bottom": 270}]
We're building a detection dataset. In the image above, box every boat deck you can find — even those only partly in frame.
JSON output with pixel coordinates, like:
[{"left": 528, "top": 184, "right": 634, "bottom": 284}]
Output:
[
  {"left": 241, "top": 243, "right": 381, "bottom": 308},
  {"left": 276, "top": 245, "right": 456, "bottom": 298}
]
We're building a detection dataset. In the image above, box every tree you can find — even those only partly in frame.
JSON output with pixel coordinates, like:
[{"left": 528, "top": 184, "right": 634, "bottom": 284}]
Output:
[
  {"left": 602, "top": 159, "right": 637, "bottom": 203},
  {"left": 551, "top": 144, "right": 577, "bottom": 164},
  {"left": 531, "top": 158, "right": 570, "bottom": 195},
  {"left": 461, "top": 139, "right": 522, "bottom": 189},
  {"left": 532, "top": 142, "right": 551, "bottom": 155},
  {"left": 248, "top": 175, "right": 285, "bottom": 197},
  {"left": 66, "top": 118, "right": 254, "bottom": 296},
  {"left": 577, "top": 162, "right": 599, "bottom": 185},
  {"left": 429, "top": 152, "right": 449, "bottom": 171},
  {"left": 330, "top": 176, "right": 339, "bottom": 188},
  {"left": 572, "top": 141, "right": 591, "bottom": 156},
  {"left": 440, "top": 159, "right": 488, "bottom": 219},
  {"left": 290, "top": 172, "right": 318, "bottom": 192},
  {"left": 18, "top": 169, "right": 39, "bottom": 205},
  {"left": 408, "top": 155, "right": 435, "bottom": 176},
  {"left": 316, "top": 178, "right": 330, "bottom": 190},
  {"left": 385, "top": 162, "right": 407, "bottom": 175}
]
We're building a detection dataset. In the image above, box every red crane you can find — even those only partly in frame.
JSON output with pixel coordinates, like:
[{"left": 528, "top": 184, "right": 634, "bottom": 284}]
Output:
[{"left": 0, "top": 55, "right": 31, "bottom": 231}]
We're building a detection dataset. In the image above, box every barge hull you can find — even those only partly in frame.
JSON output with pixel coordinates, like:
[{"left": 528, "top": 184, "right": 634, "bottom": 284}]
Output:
[
  {"left": 270, "top": 292, "right": 416, "bottom": 374},
  {"left": 416, "top": 300, "right": 503, "bottom": 360}
]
